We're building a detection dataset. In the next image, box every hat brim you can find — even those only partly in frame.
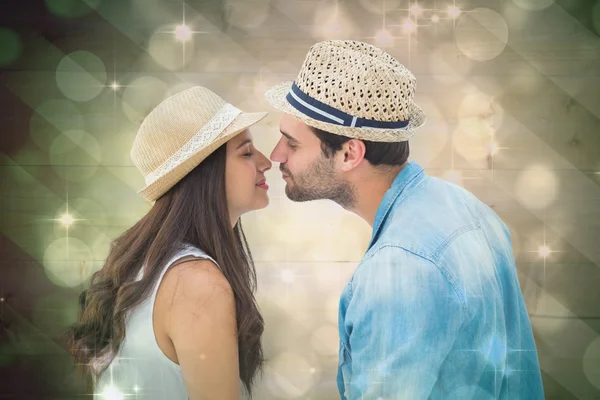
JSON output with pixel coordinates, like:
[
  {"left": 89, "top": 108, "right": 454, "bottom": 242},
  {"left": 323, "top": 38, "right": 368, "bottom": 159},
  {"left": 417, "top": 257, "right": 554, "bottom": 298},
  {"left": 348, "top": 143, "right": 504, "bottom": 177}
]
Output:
[
  {"left": 265, "top": 81, "right": 426, "bottom": 142},
  {"left": 138, "top": 111, "right": 267, "bottom": 202}
]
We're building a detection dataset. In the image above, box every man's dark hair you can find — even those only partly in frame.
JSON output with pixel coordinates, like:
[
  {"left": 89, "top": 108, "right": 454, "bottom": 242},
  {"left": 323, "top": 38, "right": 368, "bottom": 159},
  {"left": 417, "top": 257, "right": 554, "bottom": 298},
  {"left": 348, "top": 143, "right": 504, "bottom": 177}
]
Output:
[{"left": 310, "top": 127, "right": 410, "bottom": 167}]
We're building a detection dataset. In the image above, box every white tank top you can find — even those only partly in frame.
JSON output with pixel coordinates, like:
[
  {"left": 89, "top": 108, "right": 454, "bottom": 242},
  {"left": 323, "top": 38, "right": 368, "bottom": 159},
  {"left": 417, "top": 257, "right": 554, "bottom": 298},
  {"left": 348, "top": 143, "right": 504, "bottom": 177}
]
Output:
[{"left": 94, "top": 244, "right": 218, "bottom": 400}]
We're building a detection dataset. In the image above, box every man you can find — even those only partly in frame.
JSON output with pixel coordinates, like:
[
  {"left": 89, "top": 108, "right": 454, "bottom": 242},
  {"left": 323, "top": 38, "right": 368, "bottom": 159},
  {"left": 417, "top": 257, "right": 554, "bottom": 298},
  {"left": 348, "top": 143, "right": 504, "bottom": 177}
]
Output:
[{"left": 265, "top": 40, "right": 544, "bottom": 399}]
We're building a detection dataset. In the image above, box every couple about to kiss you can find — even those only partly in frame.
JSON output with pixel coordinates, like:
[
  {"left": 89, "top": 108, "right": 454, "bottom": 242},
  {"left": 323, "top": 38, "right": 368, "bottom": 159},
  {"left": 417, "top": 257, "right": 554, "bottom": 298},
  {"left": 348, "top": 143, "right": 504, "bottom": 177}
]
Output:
[{"left": 66, "top": 40, "right": 545, "bottom": 400}]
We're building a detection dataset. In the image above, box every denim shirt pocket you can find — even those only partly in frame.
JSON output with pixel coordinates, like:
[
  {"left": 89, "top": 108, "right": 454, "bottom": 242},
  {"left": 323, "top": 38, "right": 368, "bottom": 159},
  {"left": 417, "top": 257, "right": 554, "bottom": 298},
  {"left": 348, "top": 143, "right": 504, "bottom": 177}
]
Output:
[{"left": 338, "top": 341, "right": 352, "bottom": 399}]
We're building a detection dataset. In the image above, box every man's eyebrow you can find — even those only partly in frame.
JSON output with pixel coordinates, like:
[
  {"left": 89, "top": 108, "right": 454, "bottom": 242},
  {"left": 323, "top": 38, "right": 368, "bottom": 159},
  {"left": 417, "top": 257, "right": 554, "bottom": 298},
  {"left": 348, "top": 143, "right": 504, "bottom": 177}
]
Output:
[
  {"left": 236, "top": 138, "right": 253, "bottom": 149},
  {"left": 280, "top": 131, "right": 299, "bottom": 143}
]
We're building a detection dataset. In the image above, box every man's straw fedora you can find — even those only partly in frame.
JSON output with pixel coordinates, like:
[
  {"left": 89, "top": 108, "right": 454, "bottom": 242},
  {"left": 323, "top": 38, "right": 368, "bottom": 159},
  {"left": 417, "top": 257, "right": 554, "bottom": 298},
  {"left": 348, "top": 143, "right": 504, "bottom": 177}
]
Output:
[
  {"left": 131, "top": 86, "right": 267, "bottom": 202},
  {"left": 265, "top": 40, "right": 426, "bottom": 142}
]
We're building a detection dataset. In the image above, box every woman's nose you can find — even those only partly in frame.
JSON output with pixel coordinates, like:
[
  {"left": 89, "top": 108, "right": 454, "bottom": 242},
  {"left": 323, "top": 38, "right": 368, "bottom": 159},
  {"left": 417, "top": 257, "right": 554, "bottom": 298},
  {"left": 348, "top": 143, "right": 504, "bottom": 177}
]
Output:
[{"left": 259, "top": 152, "right": 272, "bottom": 172}]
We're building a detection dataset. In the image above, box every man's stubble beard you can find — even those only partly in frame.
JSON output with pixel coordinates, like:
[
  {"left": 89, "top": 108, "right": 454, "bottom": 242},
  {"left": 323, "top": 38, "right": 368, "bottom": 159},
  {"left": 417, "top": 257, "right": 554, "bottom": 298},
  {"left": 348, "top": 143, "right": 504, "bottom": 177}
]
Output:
[{"left": 283, "top": 155, "right": 357, "bottom": 209}]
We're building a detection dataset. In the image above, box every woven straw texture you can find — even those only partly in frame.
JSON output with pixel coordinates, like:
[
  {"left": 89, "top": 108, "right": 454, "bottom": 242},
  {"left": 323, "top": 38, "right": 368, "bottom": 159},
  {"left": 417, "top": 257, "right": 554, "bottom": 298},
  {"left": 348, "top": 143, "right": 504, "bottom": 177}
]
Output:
[
  {"left": 131, "top": 86, "right": 267, "bottom": 201},
  {"left": 265, "top": 40, "right": 426, "bottom": 142}
]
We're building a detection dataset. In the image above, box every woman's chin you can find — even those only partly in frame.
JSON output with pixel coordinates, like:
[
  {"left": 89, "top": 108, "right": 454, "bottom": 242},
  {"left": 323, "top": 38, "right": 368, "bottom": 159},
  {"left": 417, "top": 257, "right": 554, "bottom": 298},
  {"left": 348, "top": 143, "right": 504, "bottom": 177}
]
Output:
[
  {"left": 243, "top": 198, "right": 270, "bottom": 215},
  {"left": 257, "top": 196, "right": 270, "bottom": 209},
  {"left": 256, "top": 196, "right": 270, "bottom": 210}
]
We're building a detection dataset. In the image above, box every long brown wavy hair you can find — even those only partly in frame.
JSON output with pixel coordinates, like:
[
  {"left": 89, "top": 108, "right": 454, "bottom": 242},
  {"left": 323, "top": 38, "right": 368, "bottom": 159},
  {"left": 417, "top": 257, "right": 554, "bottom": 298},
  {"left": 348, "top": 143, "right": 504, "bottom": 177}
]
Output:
[{"left": 66, "top": 144, "right": 264, "bottom": 396}]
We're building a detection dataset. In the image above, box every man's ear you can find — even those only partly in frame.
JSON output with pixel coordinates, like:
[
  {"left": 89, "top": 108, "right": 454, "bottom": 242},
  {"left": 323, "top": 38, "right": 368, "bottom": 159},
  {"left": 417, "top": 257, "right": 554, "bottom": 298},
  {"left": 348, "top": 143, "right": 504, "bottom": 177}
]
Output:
[{"left": 340, "top": 139, "right": 366, "bottom": 171}]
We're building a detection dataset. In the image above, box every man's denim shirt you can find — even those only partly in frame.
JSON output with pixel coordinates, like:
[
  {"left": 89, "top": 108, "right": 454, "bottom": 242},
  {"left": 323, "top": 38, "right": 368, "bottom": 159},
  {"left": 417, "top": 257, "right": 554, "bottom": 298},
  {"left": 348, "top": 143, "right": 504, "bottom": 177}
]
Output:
[{"left": 337, "top": 162, "right": 544, "bottom": 399}]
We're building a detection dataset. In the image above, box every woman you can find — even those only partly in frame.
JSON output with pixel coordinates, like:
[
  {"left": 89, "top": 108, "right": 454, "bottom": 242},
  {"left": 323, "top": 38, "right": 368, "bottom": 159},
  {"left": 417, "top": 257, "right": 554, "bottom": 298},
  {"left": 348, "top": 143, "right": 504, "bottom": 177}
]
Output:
[{"left": 66, "top": 86, "right": 272, "bottom": 400}]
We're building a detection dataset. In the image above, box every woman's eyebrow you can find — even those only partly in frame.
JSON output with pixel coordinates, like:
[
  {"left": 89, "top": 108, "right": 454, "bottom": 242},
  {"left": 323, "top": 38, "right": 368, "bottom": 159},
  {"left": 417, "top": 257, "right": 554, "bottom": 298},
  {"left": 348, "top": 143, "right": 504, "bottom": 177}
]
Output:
[{"left": 236, "top": 138, "right": 253, "bottom": 149}]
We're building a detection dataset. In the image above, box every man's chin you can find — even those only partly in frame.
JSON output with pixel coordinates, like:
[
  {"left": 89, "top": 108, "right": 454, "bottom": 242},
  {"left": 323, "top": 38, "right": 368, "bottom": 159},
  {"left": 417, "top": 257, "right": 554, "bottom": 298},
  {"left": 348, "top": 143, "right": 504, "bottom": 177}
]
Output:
[
  {"left": 284, "top": 187, "right": 299, "bottom": 202},
  {"left": 285, "top": 188, "right": 323, "bottom": 203},
  {"left": 285, "top": 187, "right": 310, "bottom": 202}
]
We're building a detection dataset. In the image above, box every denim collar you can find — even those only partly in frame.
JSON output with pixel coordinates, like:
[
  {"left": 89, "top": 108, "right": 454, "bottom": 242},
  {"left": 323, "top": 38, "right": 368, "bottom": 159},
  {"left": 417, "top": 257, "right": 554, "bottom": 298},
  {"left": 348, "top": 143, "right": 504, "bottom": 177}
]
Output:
[{"left": 368, "top": 161, "right": 425, "bottom": 250}]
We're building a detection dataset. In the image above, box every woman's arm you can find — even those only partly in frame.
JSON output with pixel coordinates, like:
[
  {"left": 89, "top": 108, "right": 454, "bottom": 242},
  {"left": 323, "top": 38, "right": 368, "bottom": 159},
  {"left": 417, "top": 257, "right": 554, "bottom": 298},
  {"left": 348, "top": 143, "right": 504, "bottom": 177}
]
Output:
[{"left": 164, "top": 259, "right": 240, "bottom": 400}]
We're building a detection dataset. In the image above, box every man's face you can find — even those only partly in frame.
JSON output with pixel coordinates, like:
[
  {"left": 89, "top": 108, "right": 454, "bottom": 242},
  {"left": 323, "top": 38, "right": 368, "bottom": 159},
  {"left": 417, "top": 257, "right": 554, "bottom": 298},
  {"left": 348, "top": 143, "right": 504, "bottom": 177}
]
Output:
[{"left": 270, "top": 115, "right": 356, "bottom": 208}]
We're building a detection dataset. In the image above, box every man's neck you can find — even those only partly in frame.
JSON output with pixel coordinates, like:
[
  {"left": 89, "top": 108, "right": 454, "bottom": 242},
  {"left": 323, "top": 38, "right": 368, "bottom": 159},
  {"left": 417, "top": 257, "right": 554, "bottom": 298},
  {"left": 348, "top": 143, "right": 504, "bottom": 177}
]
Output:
[{"left": 346, "top": 164, "right": 405, "bottom": 227}]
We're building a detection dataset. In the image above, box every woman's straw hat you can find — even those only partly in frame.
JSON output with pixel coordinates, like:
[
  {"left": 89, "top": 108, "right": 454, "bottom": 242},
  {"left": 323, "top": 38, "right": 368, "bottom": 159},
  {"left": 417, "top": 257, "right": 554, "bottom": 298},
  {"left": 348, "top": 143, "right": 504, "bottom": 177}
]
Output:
[
  {"left": 131, "top": 86, "right": 267, "bottom": 201},
  {"left": 265, "top": 40, "right": 426, "bottom": 142}
]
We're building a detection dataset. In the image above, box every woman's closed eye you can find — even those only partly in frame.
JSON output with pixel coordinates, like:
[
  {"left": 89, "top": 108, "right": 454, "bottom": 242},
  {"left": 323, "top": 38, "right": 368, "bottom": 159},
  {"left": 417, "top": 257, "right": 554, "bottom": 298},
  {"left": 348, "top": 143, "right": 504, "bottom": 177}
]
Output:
[{"left": 242, "top": 144, "right": 254, "bottom": 157}]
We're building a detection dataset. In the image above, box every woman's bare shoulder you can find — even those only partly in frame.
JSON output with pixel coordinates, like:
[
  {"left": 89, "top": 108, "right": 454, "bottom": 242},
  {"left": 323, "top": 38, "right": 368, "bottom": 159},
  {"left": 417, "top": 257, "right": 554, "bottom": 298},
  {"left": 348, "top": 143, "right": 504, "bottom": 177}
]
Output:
[{"left": 162, "top": 257, "right": 233, "bottom": 308}]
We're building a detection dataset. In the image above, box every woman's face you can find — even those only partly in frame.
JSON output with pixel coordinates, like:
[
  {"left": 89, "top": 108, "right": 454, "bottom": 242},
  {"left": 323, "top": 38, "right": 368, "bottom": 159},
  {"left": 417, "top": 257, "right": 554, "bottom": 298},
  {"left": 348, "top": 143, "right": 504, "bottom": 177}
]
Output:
[{"left": 225, "top": 129, "right": 272, "bottom": 225}]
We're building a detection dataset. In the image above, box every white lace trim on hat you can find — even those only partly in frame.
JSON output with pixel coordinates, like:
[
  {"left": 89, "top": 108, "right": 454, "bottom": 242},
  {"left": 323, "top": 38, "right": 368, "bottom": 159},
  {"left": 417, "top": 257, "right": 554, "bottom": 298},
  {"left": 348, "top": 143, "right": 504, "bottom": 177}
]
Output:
[{"left": 145, "top": 103, "right": 242, "bottom": 186}]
